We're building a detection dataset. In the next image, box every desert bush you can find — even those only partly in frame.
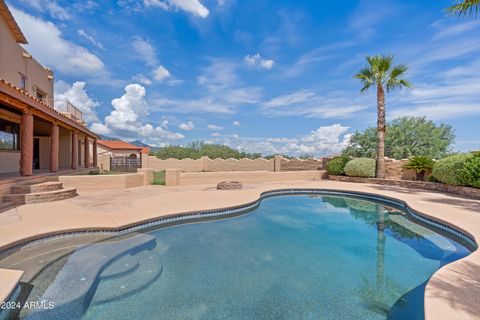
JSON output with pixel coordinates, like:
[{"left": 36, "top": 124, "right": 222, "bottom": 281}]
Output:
[
  {"left": 326, "top": 156, "right": 351, "bottom": 175},
  {"left": 344, "top": 158, "right": 376, "bottom": 178},
  {"left": 461, "top": 153, "right": 480, "bottom": 188},
  {"left": 431, "top": 153, "right": 473, "bottom": 186}
]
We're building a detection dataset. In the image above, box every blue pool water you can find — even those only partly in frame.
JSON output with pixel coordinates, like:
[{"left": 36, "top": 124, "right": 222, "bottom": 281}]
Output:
[{"left": 23, "top": 194, "right": 471, "bottom": 320}]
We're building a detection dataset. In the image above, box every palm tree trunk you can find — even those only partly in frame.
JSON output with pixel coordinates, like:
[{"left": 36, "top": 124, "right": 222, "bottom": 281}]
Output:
[{"left": 376, "top": 84, "right": 386, "bottom": 178}]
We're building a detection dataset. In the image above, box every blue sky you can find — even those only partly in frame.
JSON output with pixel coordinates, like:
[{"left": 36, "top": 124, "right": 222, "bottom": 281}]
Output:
[{"left": 9, "top": 0, "right": 480, "bottom": 156}]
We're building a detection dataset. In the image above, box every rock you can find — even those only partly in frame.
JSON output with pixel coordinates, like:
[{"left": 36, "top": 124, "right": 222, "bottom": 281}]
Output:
[{"left": 217, "top": 181, "right": 243, "bottom": 190}]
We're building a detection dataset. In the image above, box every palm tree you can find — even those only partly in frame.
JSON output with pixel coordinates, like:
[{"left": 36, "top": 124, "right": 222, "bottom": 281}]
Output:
[
  {"left": 447, "top": 0, "right": 480, "bottom": 17},
  {"left": 354, "top": 55, "right": 413, "bottom": 178}
]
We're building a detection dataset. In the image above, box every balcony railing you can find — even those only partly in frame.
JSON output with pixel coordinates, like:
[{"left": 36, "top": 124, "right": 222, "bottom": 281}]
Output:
[{"left": 43, "top": 99, "right": 83, "bottom": 122}]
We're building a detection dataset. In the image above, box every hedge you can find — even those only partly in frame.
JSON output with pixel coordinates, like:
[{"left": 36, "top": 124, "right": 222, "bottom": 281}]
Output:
[
  {"left": 344, "top": 158, "right": 376, "bottom": 178},
  {"left": 326, "top": 156, "right": 350, "bottom": 175},
  {"left": 461, "top": 153, "right": 480, "bottom": 188},
  {"left": 431, "top": 153, "right": 473, "bottom": 186}
]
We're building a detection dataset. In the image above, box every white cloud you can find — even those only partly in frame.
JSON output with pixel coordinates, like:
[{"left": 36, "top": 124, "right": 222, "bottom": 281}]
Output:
[
  {"left": 197, "top": 59, "right": 263, "bottom": 105},
  {"left": 91, "top": 84, "right": 184, "bottom": 145},
  {"left": 207, "top": 124, "right": 224, "bottom": 130},
  {"left": 17, "top": 0, "right": 70, "bottom": 20},
  {"left": 390, "top": 103, "right": 480, "bottom": 121},
  {"left": 179, "top": 121, "right": 195, "bottom": 131},
  {"left": 132, "top": 37, "right": 158, "bottom": 66},
  {"left": 152, "top": 98, "right": 234, "bottom": 114},
  {"left": 11, "top": 8, "right": 105, "bottom": 76},
  {"left": 132, "top": 74, "right": 153, "bottom": 86},
  {"left": 244, "top": 53, "right": 275, "bottom": 69},
  {"left": 232, "top": 120, "right": 240, "bottom": 126},
  {"left": 55, "top": 81, "right": 99, "bottom": 123},
  {"left": 432, "top": 20, "right": 480, "bottom": 41},
  {"left": 213, "top": 124, "right": 351, "bottom": 156},
  {"left": 211, "top": 132, "right": 221, "bottom": 137},
  {"left": 262, "top": 90, "right": 368, "bottom": 119},
  {"left": 153, "top": 65, "right": 172, "bottom": 82},
  {"left": 77, "top": 29, "right": 105, "bottom": 50},
  {"left": 143, "top": 0, "right": 209, "bottom": 18},
  {"left": 263, "top": 90, "right": 316, "bottom": 108}
]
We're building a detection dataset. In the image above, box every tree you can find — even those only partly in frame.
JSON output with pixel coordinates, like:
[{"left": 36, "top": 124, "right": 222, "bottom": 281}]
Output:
[
  {"left": 153, "top": 141, "right": 262, "bottom": 160},
  {"left": 343, "top": 117, "right": 456, "bottom": 160},
  {"left": 446, "top": 0, "right": 480, "bottom": 17},
  {"left": 354, "top": 55, "right": 413, "bottom": 178}
]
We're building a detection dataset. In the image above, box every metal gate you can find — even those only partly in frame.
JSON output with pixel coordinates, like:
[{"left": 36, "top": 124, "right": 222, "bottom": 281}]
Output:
[{"left": 110, "top": 156, "right": 141, "bottom": 172}]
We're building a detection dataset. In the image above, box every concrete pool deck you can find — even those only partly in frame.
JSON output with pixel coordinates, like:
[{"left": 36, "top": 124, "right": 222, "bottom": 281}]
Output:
[{"left": 0, "top": 180, "right": 479, "bottom": 319}]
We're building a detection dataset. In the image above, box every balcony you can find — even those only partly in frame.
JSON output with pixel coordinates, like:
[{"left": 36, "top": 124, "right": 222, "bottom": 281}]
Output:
[{"left": 42, "top": 99, "right": 85, "bottom": 126}]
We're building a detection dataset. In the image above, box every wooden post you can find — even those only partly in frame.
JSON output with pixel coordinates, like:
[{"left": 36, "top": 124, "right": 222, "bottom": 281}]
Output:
[
  {"left": 50, "top": 123, "right": 59, "bottom": 172},
  {"left": 20, "top": 112, "right": 33, "bottom": 176},
  {"left": 71, "top": 131, "right": 78, "bottom": 170},
  {"left": 92, "top": 139, "right": 97, "bottom": 167},
  {"left": 84, "top": 136, "right": 90, "bottom": 168}
]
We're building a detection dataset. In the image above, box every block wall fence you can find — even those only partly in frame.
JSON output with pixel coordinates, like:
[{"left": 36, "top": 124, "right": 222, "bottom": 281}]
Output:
[
  {"left": 142, "top": 155, "right": 415, "bottom": 180},
  {"left": 142, "top": 155, "right": 325, "bottom": 173}
]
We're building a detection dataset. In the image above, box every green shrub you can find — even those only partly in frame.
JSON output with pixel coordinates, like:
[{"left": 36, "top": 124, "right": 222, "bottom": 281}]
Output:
[
  {"left": 428, "top": 175, "right": 439, "bottom": 183},
  {"left": 326, "top": 156, "right": 351, "bottom": 175},
  {"left": 403, "top": 156, "right": 435, "bottom": 181},
  {"left": 432, "top": 153, "right": 473, "bottom": 186},
  {"left": 461, "top": 153, "right": 480, "bottom": 188},
  {"left": 152, "top": 171, "right": 166, "bottom": 185},
  {"left": 344, "top": 158, "right": 376, "bottom": 178}
]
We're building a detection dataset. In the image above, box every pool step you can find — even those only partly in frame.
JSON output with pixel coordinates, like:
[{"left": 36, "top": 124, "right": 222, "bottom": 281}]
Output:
[
  {"left": 2, "top": 188, "right": 77, "bottom": 205},
  {"left": 99, "top": 255, "right": 139, "bottom": 280},
  {"left": 26, "top": 234, "right": 157, "bottom": 320},
  {"left": 92, "top": 252, "right": 163, "bottom": 305}
]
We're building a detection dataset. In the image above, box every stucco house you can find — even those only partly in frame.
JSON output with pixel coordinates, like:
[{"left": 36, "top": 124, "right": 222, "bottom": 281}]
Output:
[
  {"left": 96, "top": 140, "right": 143, "bottom": 159},
  {"left": 0, "top": 0, "right": 98, "bottom": 176}
]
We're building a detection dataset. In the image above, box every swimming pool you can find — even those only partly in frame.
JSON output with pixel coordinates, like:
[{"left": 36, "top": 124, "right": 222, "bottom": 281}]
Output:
[{"left": 4, "top": 192, "right": 472, "bottom": 320}]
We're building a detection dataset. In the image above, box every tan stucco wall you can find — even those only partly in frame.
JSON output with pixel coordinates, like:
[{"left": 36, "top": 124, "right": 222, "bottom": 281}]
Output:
[
  {"left": 58, "top": 132, "right": 71, "bottom": 169},
  {"left": 206, "top": 158, "right": 274, "bottom": 172},
  {"left": 143, "top": 156, "right": 274, "bottom": 172},
  {"left": 0, "top": 151, "right": 20, "bottom": 173},
  {"left": 177, "top": 170, "right": 326, "bottom": 186},
  {"left": 37, "top": 136, "right": 50, "bottom": 170},
  {"left": 98, "top": 154, "right": 110, "bottom": 172},
  {"left": 280, "top": 158, "right": 324, "bottom": 171},
  {"left": 143, "top": 156, "right": 205, "bottom": 172},
  {"left": 0, "top": 17, "right": 53, "bottom": 98},
  {"left": 59, "top": 172, "right": 148, "bottom": 191}
]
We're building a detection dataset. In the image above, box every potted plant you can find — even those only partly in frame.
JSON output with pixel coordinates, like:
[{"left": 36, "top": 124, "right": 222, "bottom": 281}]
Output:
[{"left": 403, "top": 156, "right": 435, "bottom": 181}]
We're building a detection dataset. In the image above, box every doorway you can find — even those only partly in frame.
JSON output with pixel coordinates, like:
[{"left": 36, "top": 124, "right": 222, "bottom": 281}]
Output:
[{"left": 33, "top": 138, "right": 40, "bottom": 170}]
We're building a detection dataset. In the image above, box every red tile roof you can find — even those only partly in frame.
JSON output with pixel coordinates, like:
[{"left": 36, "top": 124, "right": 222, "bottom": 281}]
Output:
[
  {"left": 97, "top": 140, "right": 142, "bottom": 150},
  {"left": 141, "top": 147, "right": 150, "bottom": 154}
]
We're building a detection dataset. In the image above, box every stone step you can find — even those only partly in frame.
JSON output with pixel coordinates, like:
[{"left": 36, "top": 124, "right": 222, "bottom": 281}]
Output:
[
  {"left": 2, "top": 194, "right": 25, "bottom": 206},
  {"left": 11, "top": 181, "right": 63, "bottom": 194},
  {"left": 3, "top": 188, "right": 77, "bottom": 205},
  {"left": 0, "top": 201, "right": 15, "bottom": 212},
  {"left": 25, "top": 188, "right": 77, "bottom": 204}
]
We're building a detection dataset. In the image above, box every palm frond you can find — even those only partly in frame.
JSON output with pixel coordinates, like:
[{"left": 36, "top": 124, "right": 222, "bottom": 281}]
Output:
[
  {"left": 355, "top": 55, "right": 413, "bottom": 93},
  {"left": 354, "top": 67, "right": 374, "bottom": 93},
  {"left": 446, "top": 0, "right": 480, "bottom": 17},
  {"left": 389, "top": 64, "right": 408, "bottom": 80}
]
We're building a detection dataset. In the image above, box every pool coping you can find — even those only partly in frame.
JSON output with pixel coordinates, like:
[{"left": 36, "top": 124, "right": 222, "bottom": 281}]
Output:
[{"left": 0, "top": 182, "right": 479, "bottom": 319}]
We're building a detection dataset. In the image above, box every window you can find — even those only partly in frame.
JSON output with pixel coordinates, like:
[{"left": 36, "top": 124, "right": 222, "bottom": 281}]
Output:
[
  {"left": 19, "top": 74, "right": 27, "bottom": 90},
  {"left": 36, "top": 89, "right": 45, "bottom": 101},
  {"left": 0, "top": 119, "right": 20, "bottom": 151}
]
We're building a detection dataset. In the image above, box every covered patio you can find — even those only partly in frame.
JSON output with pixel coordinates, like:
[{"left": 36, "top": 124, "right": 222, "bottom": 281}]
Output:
[{"left": 0, "top": 79, "right": 99, "bottom": 178}]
